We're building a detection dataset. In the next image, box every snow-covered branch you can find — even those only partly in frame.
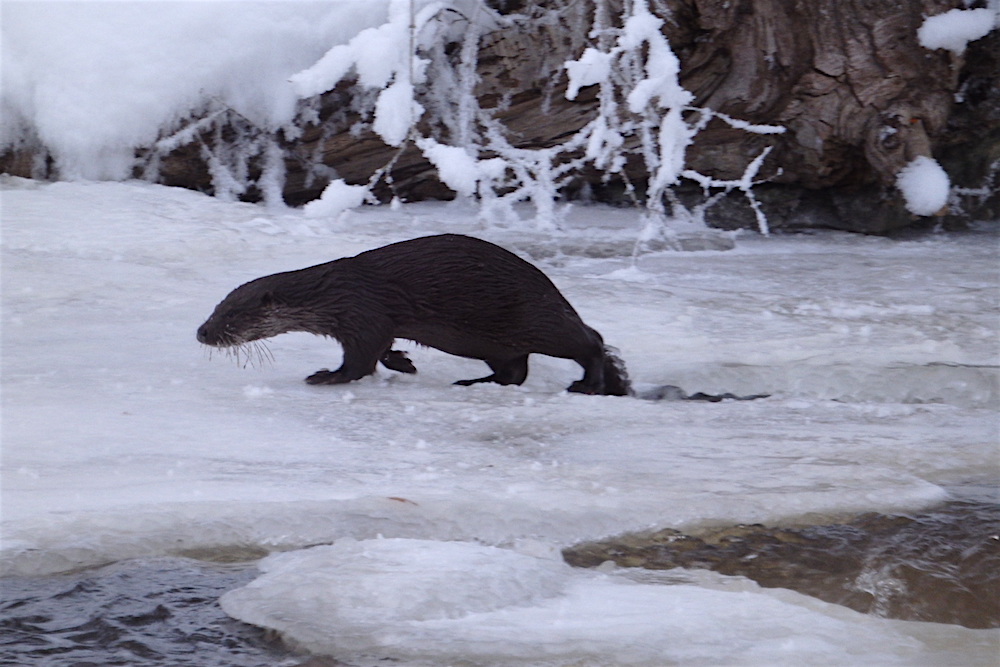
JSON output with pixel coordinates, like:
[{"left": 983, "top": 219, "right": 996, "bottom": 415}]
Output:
[{"left": 563, "top": 0, "right": 784, "bottom": 233}]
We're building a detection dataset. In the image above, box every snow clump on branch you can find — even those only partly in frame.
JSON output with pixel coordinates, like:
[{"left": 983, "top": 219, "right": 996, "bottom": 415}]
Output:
[
  {"left": 290, "top": 0, "right": 445, "bottom": 147},
  {"left": 917, "top": 6, "right": 998, "bottom": 55},
  {"left": 896, "top": 156, "right": 950, "bottom": 217}
]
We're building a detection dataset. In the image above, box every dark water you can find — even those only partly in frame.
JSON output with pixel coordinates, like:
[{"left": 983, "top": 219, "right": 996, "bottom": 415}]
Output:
[
  {"left": 565, "top": 498, "right": 1000, "bottom": 629},
  {"left": 2, "top": 499, "right": 997, "bottom": 665},
  {"left": 0, "top": 557, "right": 303, "bottom": 667}
]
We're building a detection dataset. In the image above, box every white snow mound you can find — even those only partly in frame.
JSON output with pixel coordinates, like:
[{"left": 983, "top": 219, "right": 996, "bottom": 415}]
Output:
[
  {"left": 896, "top": 156, "right": 950, "bottom": 216},
  {"left": 918, "top": 7, "right": 997, "bottom": 55}
]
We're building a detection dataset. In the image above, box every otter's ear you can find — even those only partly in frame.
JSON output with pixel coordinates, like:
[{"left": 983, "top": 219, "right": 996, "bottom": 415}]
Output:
[{"left": 260, "top": 292, "right": 277, "bottom": 308}]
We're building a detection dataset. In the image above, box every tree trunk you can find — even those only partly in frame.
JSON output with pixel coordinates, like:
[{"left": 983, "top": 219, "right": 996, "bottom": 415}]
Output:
[{"left": 3, "top": 0, "right": 996, "bottom": 233}]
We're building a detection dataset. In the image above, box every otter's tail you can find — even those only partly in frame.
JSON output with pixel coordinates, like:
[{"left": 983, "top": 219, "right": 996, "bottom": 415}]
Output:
[{"left": 602, "top": 345, "right": 632, "bottom": 396}]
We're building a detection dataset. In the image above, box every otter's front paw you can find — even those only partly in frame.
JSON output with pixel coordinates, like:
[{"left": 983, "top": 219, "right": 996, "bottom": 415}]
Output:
[
  {"left": 305, "top": 369, "right": 350, "bottom": 385},
  {"left": 380, "top": 350, "right": 417, "bottom": 374}
]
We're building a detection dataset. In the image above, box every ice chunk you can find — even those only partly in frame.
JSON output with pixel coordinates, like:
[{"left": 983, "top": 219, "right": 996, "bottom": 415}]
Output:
[
  {"left": 221, "top": 538, "right": 998, "bottom": 665},
  {"left": 220, "top": 539, "right": 572, "bottom": 652}
]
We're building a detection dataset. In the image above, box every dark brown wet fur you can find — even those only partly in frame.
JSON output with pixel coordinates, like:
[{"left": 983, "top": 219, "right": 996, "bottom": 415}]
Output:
[{"left": 197, "top": 234, "right": 630, "bottom": 395}]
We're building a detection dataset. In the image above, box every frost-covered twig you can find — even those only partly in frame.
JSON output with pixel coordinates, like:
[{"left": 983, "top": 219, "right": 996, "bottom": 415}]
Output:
[
  {"left": 153, "top": 109, "right": 228, "bottom": 154},
  {"left": 145, "top": 98, "right": 294, "bottom": 208},
  {"left": 563, "top": 0, "right": 784, "bottom": 233},
  {"left": 682, "top": 146, "right": 777, "bottom": 235},
  {"left": 288, "top": 0, "right": 785, "bottom": 233}
]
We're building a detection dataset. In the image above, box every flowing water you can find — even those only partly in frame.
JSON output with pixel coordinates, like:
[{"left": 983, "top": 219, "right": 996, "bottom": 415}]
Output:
[
  {"left": 2, "top": 495, "right": 997, "bottom": 665},
  {"left": 564, "top": 493, "right": 1000, "bottom": 630},
  {"left": 0, "top": 556, "right": 295, "bottom": 666}
]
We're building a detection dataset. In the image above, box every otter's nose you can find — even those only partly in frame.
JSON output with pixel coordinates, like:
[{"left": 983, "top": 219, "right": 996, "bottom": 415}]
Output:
[{"left": 196, "top": 324, "right": 208, "bottom": 343}]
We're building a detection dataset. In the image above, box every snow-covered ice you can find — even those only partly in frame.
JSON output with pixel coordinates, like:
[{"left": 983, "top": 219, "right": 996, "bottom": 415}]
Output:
[{"left": 2, "top": 179, "right": 997, "bottom": 663}]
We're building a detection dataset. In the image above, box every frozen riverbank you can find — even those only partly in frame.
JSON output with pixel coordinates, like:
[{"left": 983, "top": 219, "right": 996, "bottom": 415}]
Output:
[{"left": 2, "top": 179, "right": 997, "bottom": 664}]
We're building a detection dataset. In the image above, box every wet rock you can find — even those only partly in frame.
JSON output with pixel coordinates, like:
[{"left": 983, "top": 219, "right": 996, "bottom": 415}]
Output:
[{"left": 563, "top": 500, "right": 1000, "bottom": 629}]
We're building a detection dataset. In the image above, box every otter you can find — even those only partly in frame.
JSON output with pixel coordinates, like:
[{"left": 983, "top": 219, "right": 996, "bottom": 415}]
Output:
[{"left": 197, "top": 234, "right": 631, "bottom": 396}]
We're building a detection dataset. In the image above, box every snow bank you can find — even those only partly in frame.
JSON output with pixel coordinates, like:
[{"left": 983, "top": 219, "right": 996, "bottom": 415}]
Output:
[
  {"left": 918, "top": 7, "right": 998, "bottom": 55},
  {"left": 0, "top": 2, "right": 424, "bottom": 179},
  {"left": 220, "top": 538, "right": 999, "bottom": 665},
  {"left": 896, "top": 156, "right": 950, "bottom": 216}
]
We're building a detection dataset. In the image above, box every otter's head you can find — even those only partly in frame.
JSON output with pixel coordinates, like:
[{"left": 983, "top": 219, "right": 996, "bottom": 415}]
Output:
[{"left": 196, "top": 278, "right": 291, "bottom": 348}]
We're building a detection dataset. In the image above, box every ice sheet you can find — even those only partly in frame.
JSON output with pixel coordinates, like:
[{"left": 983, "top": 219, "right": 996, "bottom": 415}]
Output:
[{"left": 2, "top": 180, "right": 997, "bottom": 662}]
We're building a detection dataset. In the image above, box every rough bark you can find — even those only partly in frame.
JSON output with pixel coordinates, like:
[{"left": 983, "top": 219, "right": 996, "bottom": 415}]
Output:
[{"left": 2, "top": 0, "right": 996, "bottom": 233}]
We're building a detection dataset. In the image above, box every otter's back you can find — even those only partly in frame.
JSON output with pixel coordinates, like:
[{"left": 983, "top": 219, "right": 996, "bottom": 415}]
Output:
[{"left": 354, "top": 234, "right": 586, "bottom": 347}]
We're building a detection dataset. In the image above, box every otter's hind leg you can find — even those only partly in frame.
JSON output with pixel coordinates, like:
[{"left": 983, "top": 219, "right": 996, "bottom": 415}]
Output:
[
  {"left": 567, "top": 352, "right": 605, "bottom": 395},
  {"left": 548, "top": 325, "right": 608, "bottom": 395},
  {"left": 455, "top": 355, "right": 529, "bottom": 387},
  {"left": 567, "top": 345, "right": 631, "bottom": 396}
]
